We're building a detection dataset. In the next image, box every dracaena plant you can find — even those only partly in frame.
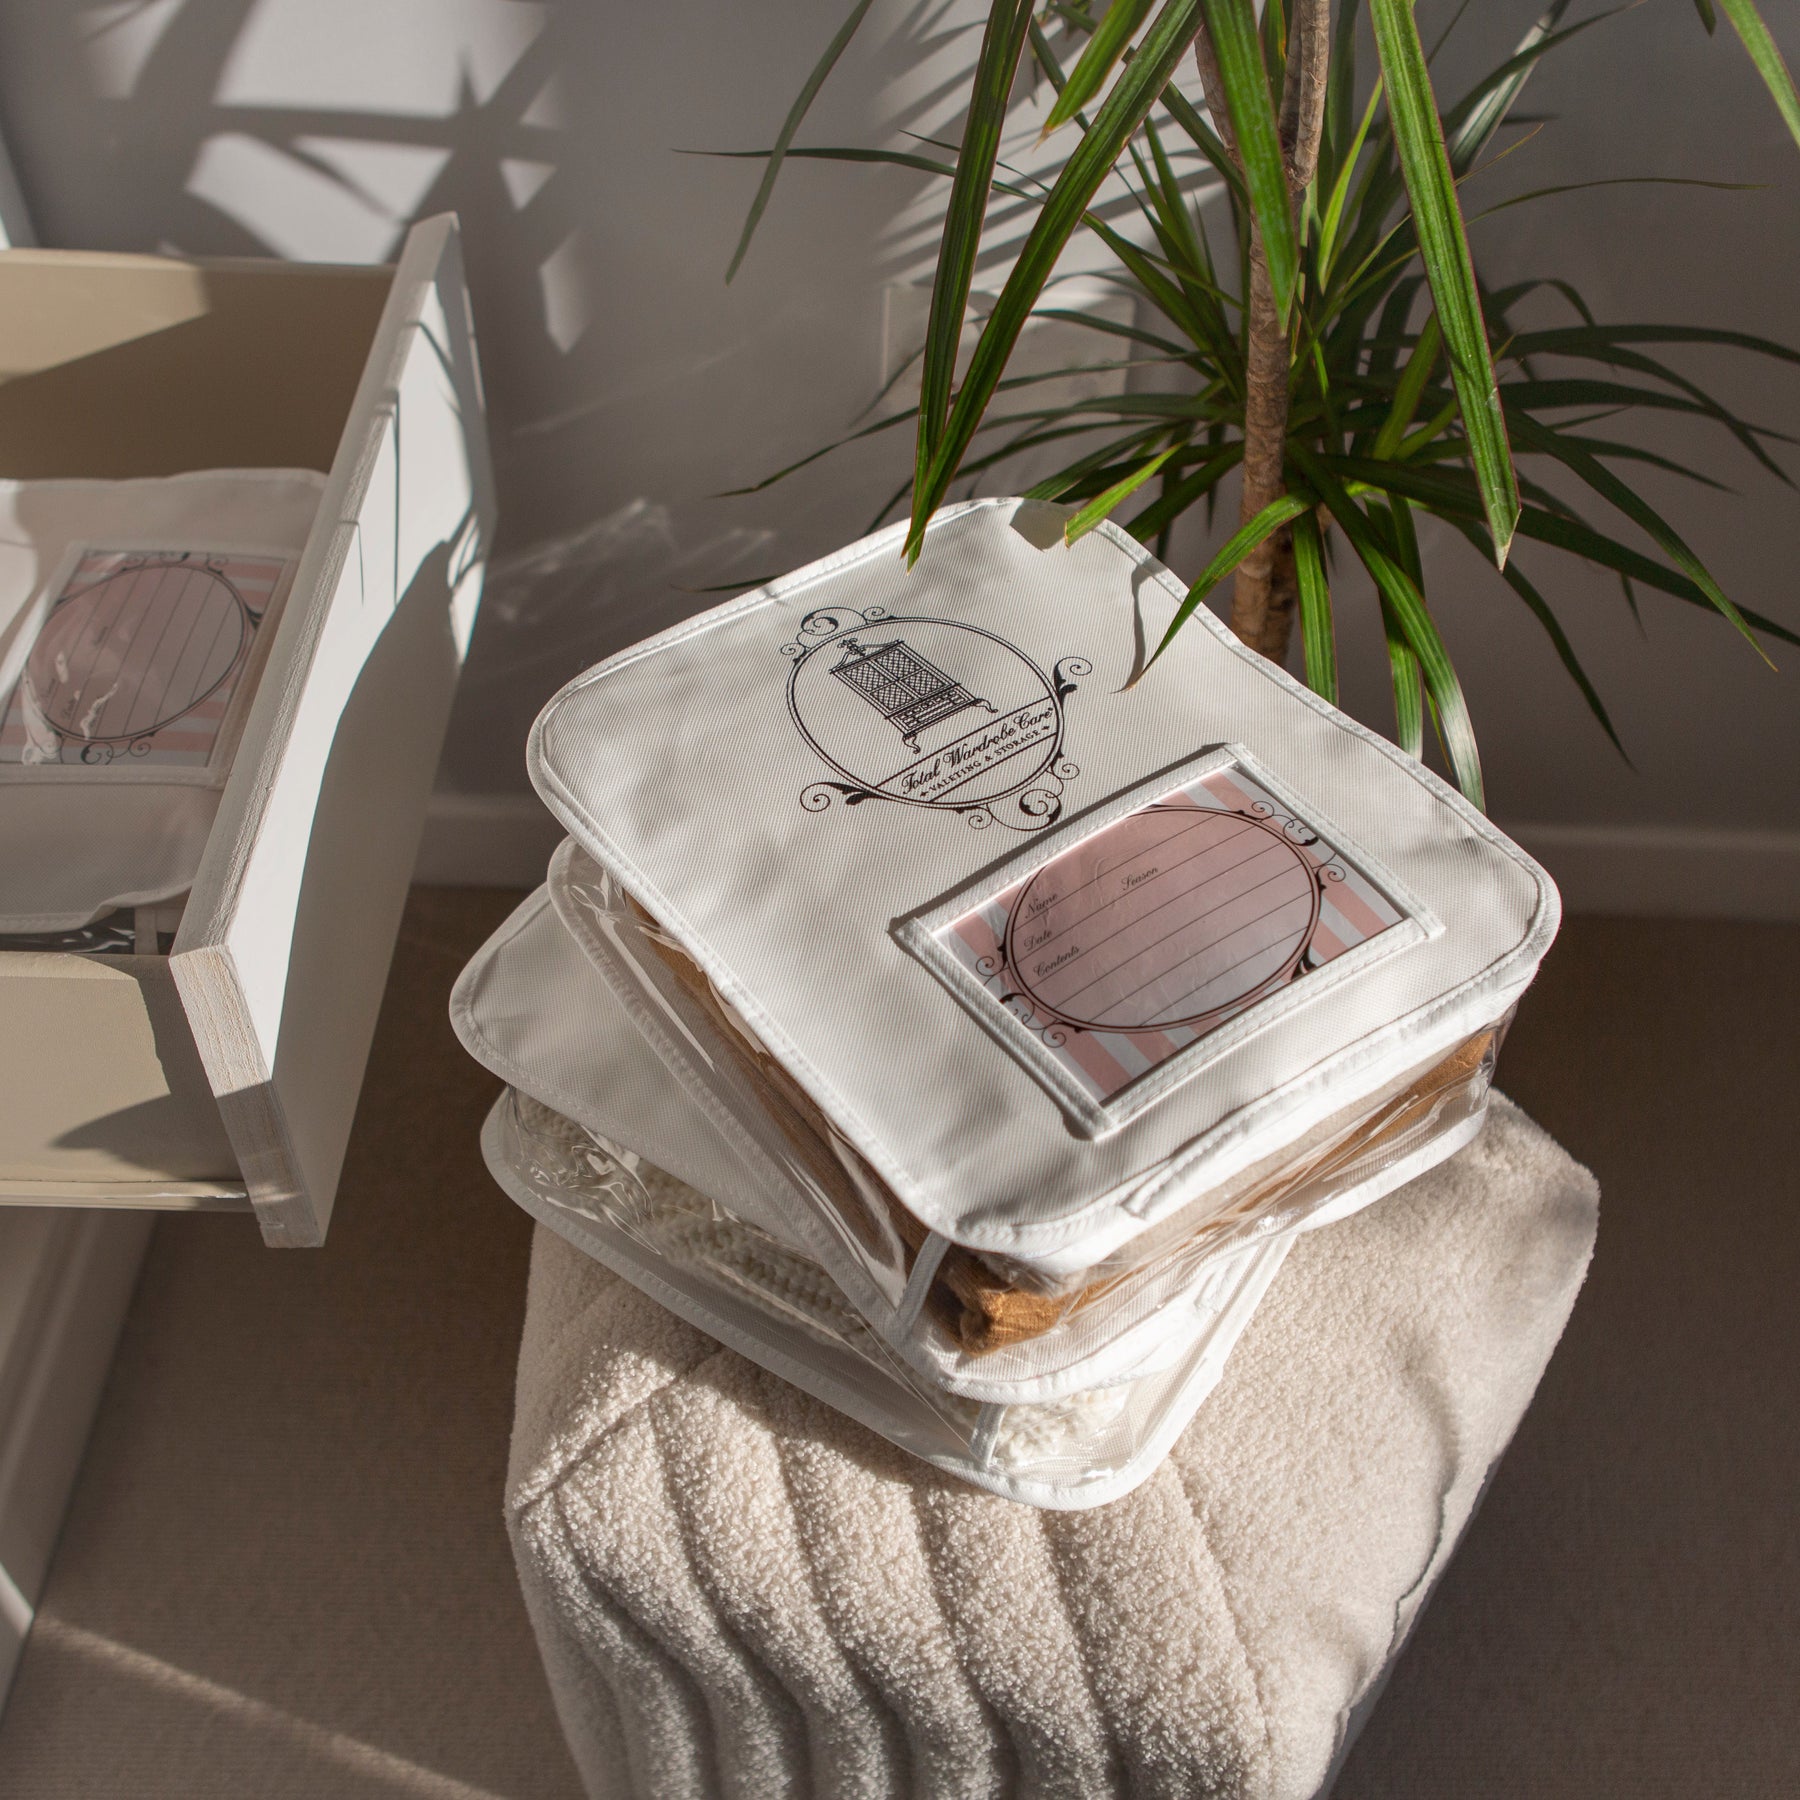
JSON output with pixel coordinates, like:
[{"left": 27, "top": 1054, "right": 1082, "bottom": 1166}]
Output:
[{"left": 717, "top": 0, "right": 1800, "bottom": 808}]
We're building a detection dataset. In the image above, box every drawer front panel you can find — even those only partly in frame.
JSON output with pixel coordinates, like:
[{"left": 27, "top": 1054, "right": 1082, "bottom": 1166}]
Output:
[{"left": 173, "top": 219, "right": 494, "bottom": 1245}]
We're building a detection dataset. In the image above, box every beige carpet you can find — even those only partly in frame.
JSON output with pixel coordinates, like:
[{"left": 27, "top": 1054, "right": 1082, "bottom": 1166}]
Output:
[{"left": 0, "top": 894, "right": 1794, "bottom": 1798}]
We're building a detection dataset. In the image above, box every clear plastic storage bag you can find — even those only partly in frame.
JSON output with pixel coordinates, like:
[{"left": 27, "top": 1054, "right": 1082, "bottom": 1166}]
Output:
[
  {"left": 547, "top": 839, "right": 1504, "bottom": 1400},
  {"left": 451, "top": 883, "right": 1307, "bottom": 1405},
  {"left": 482, "top": 1083, "right": 1291, "bottom": 1510}
]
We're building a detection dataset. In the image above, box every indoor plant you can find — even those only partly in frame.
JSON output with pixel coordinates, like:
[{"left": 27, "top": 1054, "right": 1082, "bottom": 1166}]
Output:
[{"left": 719, "top": 0, "right": 1800, "bottom": 807}]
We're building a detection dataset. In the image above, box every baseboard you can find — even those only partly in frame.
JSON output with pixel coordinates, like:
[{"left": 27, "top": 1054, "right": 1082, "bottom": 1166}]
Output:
[
  {"left": 1501, "top": 822, "right": 1800, "bottom": 923},
  {"left": 416, "top": 789, "right": 1800, "bottom": 921},
  {"left": 0, "top": 1210, "right": 152, "bottom": 1709}
]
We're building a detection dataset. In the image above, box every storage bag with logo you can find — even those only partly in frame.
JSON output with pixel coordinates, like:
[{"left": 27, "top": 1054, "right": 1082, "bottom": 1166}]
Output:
[{"left": 524, "top": 500, "right": 1557, "bottom": 1396}]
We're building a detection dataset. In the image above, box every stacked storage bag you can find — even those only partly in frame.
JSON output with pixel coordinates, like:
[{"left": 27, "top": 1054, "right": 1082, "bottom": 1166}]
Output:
[{"left": 453, "top": 498, "right": 1558, "bottom": 1509}]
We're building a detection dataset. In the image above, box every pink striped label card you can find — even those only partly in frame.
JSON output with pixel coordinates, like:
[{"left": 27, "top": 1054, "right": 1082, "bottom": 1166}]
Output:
[
  {"left": 928, "top": 762, "right": 1407, "bottom": 1109},
  {"left": 1, "top": 548, "right": 291, "bottom": 769}
]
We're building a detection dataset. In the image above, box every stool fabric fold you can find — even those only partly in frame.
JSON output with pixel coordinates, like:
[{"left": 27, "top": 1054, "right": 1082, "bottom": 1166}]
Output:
[{"left": 506, "top": 1095, "right": 1595, "bottom": 1800}]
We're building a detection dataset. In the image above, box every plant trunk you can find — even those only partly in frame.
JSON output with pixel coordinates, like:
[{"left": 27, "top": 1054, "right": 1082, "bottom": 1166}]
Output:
[
  {"left": 1196, "top": 2, "right": 1330, "bottom": 664},
  {"left": 1233, "top": 238, "right": 1294, "bottom": 654}
]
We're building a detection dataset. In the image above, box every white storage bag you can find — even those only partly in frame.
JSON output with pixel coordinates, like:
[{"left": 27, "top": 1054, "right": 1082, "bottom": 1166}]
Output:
[
  {"left": 0, "top": 470, "right": 323, "bottom": 931},
  {"left": 480, "top": 1081, "right": 1291, "bottom": 1511},
  {"left": 525, "top": 499, "right": 1553, "bottom": 1354}
]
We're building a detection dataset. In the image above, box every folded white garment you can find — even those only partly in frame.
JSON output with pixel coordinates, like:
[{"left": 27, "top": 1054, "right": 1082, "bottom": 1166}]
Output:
[
  {"left": 450, "top": 883, "right": 774, "bottom": 1233},
  {"left": 527, "top": 499, "right": 1557, "bottom": 1312},
  {"left": 0, "top": 470, "right": 324, "bottom": 930}
]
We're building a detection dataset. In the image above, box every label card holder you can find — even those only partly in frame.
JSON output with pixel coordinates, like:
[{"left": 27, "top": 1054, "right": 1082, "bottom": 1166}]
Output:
[
  {"left": 895, "top": 746, "right": 1436, "bottom": 1137},
  {"left": 0, "top": 544, "right": 294, "bottom": 775}
]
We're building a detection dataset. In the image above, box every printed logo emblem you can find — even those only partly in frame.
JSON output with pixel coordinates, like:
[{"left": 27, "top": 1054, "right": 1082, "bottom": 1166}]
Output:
[{"left": 782, "top": 605, "right": 1089, "bottom": 832}]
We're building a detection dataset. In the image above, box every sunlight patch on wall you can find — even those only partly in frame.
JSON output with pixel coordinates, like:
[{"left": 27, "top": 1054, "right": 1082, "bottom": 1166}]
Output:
[
  {"left": 294, "top": 139, "right": 452, "bottom": 223},
  {"left": 165, "top": 0, "right": 558, "bottom": 267},
  {"left": 498, "top": 158, "right": 554, "bottom": 210},
  {"left": 484, "top": 498, "right": 677, "bottom": 627},
  {"left": 537, "top": 229, "right": 590, "bottom": 355},
  {"left": 214, "top": 0, "right": 545, "bottom": 118},
  {"left": 79, "top": 0, "right": 187, "bottom": 99},
  {"left": 187, "top": 132, "right": 409, "bottom": 262},
  {"left": 520, "top": 73, "right": 566, "bottom": 131}
]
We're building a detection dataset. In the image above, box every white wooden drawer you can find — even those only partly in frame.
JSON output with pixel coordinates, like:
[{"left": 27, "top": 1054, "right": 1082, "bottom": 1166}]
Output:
[{"left": 0, "top": 216, "right": 495, "bottom": 1245}]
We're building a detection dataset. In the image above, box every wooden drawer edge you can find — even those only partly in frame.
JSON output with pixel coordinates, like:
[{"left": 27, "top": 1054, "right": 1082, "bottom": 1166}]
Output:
[{"left": 0, "top": 1179, "right": 249, "bottom": 1210}]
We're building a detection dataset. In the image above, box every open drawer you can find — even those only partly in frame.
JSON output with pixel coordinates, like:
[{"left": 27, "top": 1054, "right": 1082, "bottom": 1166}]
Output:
[{"left": 0, "top": 216, "right": 494, "bottom": 1245}]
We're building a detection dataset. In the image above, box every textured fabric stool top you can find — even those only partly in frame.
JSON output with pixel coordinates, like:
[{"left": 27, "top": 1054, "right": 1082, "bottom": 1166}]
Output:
[{"left": 506, "top": 1096, "right": 1596, "bottom": 1800}]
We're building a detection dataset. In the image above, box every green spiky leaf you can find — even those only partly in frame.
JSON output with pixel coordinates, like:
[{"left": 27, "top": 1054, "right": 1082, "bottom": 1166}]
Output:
[
  {"left": 1291, "top": 508, "right": 1338, "bottom": 703},
  {"left": 1140, "top": 489, "right": 1316, "bottom": 674},
  {"left": 914, "top": 0, "right": 1039, "bottom": 506},
  {"left": 906, "top": 0, "right": 1207, "bottom": 563},
  {"left": 1064, "top": 444, "right": 1182, "bottom": 541},
  {"left": 1198, "top": 0, "right": 1301, "bottom": 326},
  {"left": 1042, "top": 0, "right": 1158, "bottom": 135},
  {"left": 1369, "top": 0, "right": 1520, "bottom": 567},
  {"left": 723, "top": 0, "right": 880, "bottom": 282},
  {"left": 1717, "top": 0, "right": 1800, "bottom": 151}
]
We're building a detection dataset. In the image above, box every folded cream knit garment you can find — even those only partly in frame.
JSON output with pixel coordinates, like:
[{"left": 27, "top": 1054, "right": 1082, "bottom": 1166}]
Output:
[{"left": 507, "top": 1096, "right": 1596, "bottom": 1800}]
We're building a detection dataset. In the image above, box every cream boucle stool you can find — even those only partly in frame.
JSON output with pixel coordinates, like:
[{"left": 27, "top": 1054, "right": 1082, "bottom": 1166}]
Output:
[{"left": 505, "top": 1096, "right": 1596, "bottom": 1800}]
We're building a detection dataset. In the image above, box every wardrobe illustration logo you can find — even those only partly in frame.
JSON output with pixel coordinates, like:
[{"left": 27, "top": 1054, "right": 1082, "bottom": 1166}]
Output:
[{"left": 781, "top": 606, "right": 1089, "bottom": 832}]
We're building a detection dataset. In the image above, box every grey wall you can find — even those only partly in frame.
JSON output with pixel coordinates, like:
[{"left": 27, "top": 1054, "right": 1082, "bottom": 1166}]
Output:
[
  {"left": 0, "top": 0, "right": 1794, "bottom": 854},
  {"left": 1365, "top": 5, "right": 1800, "bottom": 845}
]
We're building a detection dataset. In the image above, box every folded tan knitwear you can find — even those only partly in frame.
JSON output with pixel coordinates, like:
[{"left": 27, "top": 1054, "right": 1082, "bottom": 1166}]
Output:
[{"left": 629, "top": 895, "right": 1497, "bottom": 1356}]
